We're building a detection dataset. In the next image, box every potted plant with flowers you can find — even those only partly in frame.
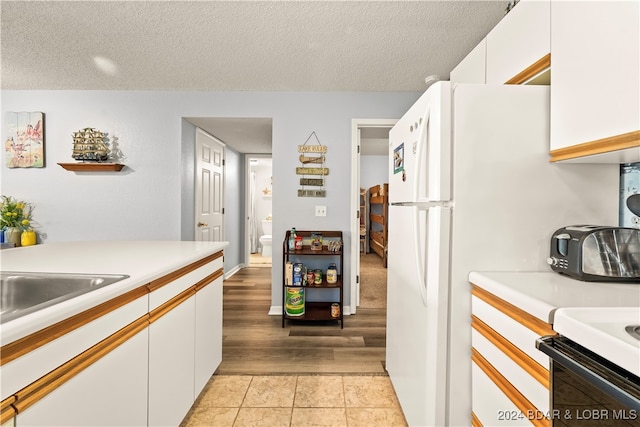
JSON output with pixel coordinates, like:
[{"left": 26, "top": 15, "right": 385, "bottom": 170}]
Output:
[{"left": 1, "top": 195, "right": 37, "bottom": 246}]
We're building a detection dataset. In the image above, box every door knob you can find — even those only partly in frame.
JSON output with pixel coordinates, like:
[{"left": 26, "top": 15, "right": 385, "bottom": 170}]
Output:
[{"left": 197, "top": 222, "right": 208, "bottom": 227}]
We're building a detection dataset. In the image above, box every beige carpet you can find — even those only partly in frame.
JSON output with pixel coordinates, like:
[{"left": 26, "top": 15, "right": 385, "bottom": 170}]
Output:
[{"left": 359, "top": 252, "right": 387, "bottom": 309}]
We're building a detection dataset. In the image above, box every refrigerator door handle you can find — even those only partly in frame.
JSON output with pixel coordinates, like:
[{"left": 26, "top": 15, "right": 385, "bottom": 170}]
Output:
[
  {"left": 415, "top": 207, "right": 450, "bottom": 308},
  {"left": 414, "top": 105, "right": 430, "bottom": 203},
  {"left": 414, "top": 207, "right": 429, "bottom": 307}
]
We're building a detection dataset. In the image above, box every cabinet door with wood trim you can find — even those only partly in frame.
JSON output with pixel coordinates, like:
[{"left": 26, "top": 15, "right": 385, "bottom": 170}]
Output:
[
  {"left": 194, "top": 271, "right": 224, "bottom": 396},
  {"left": 486, "top": 0, "right": 550, "bottom": 85},
  {"left": 149, "top": 296, "right": 196, "bottom": 427},
  {"left": 549, "top": 0, "right": 640, "bottom": 163},
  {"left": 470, "top": 285, "right": 554, "bottom": 427}
]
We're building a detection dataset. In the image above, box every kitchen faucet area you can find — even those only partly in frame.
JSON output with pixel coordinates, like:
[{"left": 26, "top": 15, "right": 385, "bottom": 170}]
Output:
[{"left": 1, "top": 1, "right": 639, "bottom": 426}]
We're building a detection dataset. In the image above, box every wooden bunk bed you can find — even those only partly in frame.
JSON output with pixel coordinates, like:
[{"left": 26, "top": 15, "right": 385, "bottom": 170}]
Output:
[
  {"left": 360, "top": 188, "right": 368, "bottom": 253},
  {"left": 368, "top": 183, "right": 388, "bottom": 267}
]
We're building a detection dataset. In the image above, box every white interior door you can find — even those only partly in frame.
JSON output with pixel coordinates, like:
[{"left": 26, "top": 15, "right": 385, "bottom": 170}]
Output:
[{"left": 195, "top": 128, "right": 224, "bottom": 242}]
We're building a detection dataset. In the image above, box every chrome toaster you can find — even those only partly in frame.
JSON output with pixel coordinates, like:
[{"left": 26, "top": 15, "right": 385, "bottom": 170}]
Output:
[{"left": 547, "top": 225, "right": 640, "bottom": 282}]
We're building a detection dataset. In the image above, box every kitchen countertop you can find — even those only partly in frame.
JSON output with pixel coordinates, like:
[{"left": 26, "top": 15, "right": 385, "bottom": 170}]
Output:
[
  {"left": 0, "top": 240, "right": 228, "bottom": 344},
  {"left": 469, "top": 271, "right": 640, "bottom": 375},
  {"left": 468, "top": 271, "right": 640, "bottom": 324}
]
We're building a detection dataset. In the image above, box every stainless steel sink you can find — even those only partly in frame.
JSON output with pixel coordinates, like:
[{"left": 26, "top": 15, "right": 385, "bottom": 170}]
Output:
[
  {"left": 0, "top": 272, "right": 129, "bottom": 324},
  {"left": 625, "top": 324, "right": 640, "bottom": 341}
]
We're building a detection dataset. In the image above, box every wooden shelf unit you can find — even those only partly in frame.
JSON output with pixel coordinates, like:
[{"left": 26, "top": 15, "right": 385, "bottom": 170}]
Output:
[{"left": 282, "top": 230, "right": 343, "bottom": 328}]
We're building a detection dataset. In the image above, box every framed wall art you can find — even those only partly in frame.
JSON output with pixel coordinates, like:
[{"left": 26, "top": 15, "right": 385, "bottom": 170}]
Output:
[{"left": 5, "top": 111, "right": 45, "bottom": 168}]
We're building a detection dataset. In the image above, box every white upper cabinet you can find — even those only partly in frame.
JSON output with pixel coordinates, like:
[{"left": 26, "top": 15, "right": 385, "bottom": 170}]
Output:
[
  {"left": 550, "top": 0, "right": 640, "bottom": 163},
  {"left": 450, "top": 38, "right": 487, "bottom": 84},
  {"left": 486, "top": 0, "right": 550, "bottom": 84}
]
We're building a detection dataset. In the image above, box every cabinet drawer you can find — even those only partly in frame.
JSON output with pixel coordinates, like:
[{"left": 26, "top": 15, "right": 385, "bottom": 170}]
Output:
[
  {"left": 472, "top": 328, "right": 549, "bottom": 413},
  {"left": 473, "top": 361, "right": 535, "bottom": 426},
  {"left": 1, "top": 296, "right": 147, "bottom": 401},
  {"left": 149, "top": 256, "right": 222, "bottom": 310},
  {"left": 472, "top": 295, "right": 551, "bottom": 368}
]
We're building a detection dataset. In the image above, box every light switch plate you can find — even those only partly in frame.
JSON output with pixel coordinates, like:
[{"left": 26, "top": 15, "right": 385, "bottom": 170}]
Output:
[{"left": 315, "top": 206, "right": 327, "bottom": 217}]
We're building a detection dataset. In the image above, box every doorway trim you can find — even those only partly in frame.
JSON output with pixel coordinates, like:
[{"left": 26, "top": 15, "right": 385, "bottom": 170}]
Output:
[
  {"left": 244, "top": 154, "right": 273, "bottom": 267},
  {"left": 350, "top": 119, "right": 397, "bottom": 315}
]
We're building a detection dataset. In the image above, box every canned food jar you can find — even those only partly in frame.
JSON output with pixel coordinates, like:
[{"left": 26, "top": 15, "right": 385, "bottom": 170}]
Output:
[
  {"left": 326, "top": 263, "right": 338, "bottom": 284},
  {"left": 331, "top": 303, "right": 340, "bottom": 318},
  {"left": 314, "top": 269, "right": 323, "bottom": 285},
  {"left": 306, "top": 271, "right": 315, "bottom": 286}
]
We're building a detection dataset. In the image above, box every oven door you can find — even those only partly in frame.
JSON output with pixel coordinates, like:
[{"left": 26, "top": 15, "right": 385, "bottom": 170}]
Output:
[{"left": 537, "top": 336, "right": 640, "bottom": 426}]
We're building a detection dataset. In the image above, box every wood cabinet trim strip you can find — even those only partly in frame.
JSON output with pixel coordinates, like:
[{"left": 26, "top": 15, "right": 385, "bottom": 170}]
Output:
[
  {"left": 147, "top": 267, "right": 223, "bottom": 322},
  {"left": 549, "top": 130, "right": 640, "bottom": 162},
  {"left": 0, "top": 286, "right": 148, "bottom": 366},
  {"left": 147, "top": 251, "right": 223, "bottom": 293},
  {"left": 194, "top": 269, "right": 224, "bottom": 292},
  {"left": 11, "top": 315, "right": 149, "bottom": 415},
  {"left": 0, "top": 404, "right": 16, "bottom": 425},
  {"left": 472, "top": 348, "right": 549, "bottom": 427},
  {"left": 505, "top": 53, "right": 551, "bottom": 85},
  {"left": 471, "top": 411, "right": 483, "bottom": 427},
  {"left": 471, "top": 285, "right": 556, "bottom": 336},
  {"left": 149, "top": 287, "right": 195, "bottom": 324},
  {"left": 0, "top": 395, "right": 16, "bottom": 424},
  {"left": 472, "top": 315, "right": 549, "bottom": 388}
]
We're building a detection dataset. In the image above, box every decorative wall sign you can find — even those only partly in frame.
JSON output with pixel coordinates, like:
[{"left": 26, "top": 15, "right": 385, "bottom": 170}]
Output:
[
  {"left": 298, "top": 145, "right": 327, "bottom": 153},
  {"left": 300, "top": 178, "right": 324, "bottom": 186},
  {"left": 299, "top": 154, "right": 325, "bottom": 164},
  {"left": 296, "top": 167, "right": 329, "bottom": 175},
  {"left": 298, "top": 189, "right": 327, "bottom": 197},
  {"left": 297, "top": 131, "right": 327, "bottom": 197},
  {"left": 5, "top": 112, "right": 45, "bottom": 168}
]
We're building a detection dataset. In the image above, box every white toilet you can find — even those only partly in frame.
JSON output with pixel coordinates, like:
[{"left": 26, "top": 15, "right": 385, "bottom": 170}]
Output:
[{"left": 259, "top": 219, "right": 272, "bottom": 257}]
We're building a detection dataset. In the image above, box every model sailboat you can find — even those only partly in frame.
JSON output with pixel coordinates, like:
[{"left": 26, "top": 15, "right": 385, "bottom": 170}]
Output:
[{"left": 71, "top": 128, "right": 110, "bottom": 161}]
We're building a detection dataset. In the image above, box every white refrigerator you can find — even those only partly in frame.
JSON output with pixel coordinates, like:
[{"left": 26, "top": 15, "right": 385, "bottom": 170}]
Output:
[{"left": 385, "top": 82, "right": 619, "bottom": 426}]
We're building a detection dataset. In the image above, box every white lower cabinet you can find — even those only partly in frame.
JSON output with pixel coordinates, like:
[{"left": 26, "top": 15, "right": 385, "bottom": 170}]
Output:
[
  {"left": 194, "top": 276, "right": 223, "bottom": 396},
  {"left": 471, "top": 285, "right": 554, "bottom": 427},
  {"left": 149, "top": 296, "right": 196, "bottom": 427},
  {"left": 4, "top": 251, "right": 225, "bottom": 427},
  {"left": 18, "top": 329, "right": 149, "bottom": 427}
]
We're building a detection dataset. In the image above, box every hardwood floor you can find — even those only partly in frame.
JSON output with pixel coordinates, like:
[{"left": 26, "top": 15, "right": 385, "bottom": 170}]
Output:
[{"left": 217, "top": 266, "right": 388, "bottom": 375}]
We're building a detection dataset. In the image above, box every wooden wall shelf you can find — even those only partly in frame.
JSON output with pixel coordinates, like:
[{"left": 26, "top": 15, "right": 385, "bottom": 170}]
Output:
[{"left": 58, "top": 163, "right": 125, "bottom": 172}]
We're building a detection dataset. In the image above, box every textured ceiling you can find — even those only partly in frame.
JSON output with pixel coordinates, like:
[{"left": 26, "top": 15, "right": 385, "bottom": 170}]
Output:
[{"left": 1, "top": 0, "right": 508, "bottom": 152}]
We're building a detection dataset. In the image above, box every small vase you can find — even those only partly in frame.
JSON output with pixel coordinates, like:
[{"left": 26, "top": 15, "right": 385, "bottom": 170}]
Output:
[
  {"left": 21, "top": 230, "right": 37, "bottom": 246},
  {"left": 4, "top": 227, "right": 21, "bottom": 247}
]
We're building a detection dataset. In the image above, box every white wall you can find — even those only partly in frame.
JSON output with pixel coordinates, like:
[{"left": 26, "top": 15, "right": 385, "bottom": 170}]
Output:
[
  {"left": 1, "top": 90, "right": 420, "bottom": 308},
  {"left": 360, "top": 155, "right": 389, "bottom": 190}
]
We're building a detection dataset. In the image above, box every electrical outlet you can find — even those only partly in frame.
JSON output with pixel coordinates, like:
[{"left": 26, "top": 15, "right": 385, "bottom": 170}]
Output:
[{"left": 315, "top": 206, "right": 327, "bottom": 217}]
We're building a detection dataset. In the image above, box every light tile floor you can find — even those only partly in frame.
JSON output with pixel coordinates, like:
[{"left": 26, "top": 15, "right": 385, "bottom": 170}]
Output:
[{"left": 182, "top": 375, "right": 408, "bottom": 427}]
